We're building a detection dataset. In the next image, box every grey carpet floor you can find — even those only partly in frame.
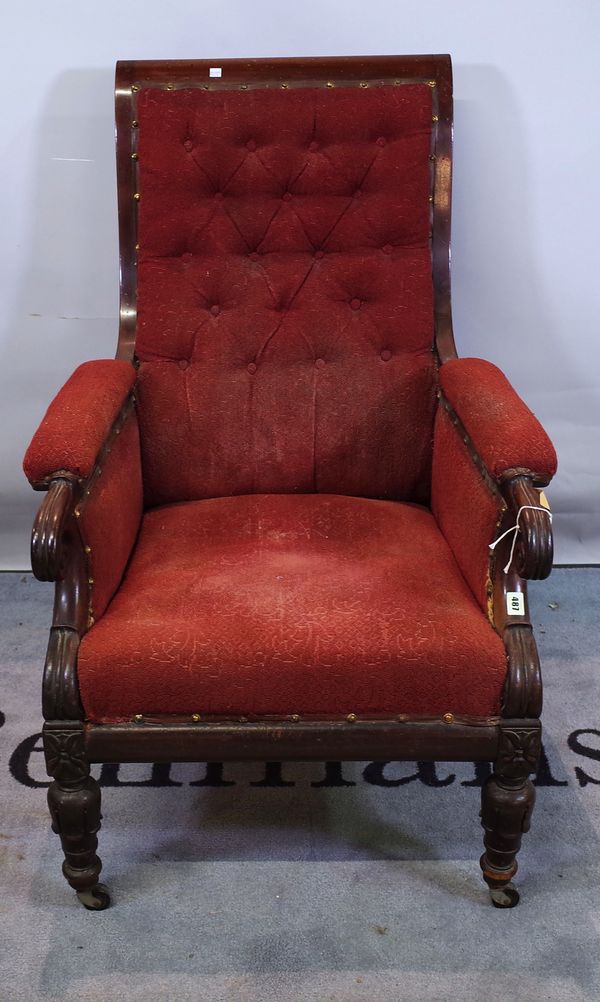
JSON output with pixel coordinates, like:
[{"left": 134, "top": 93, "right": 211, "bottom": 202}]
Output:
[{"left": 1, "top": 568, "right": 600, "bottom": 1002}]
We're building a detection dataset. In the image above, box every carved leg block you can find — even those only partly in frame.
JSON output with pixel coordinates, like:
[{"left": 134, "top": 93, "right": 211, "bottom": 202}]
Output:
[
  {"left": 480, "top": 723, "right": 540, "bottom": 908},
  {"left": 44, "top": 724, "right": 110, "bottom": 910}
]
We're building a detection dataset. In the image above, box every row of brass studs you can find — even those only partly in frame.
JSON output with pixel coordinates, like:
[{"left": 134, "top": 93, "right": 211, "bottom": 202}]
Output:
[
  {"left": 128, "top": 81, "right": 438, "bottom": 242},
  {"left": 74, "top": 484, "right": 99, "bottom": 627},
  {"left": 131, "top": 711, "right": 456, "bottom": 724},
  {"left": 132, "top": 191, "right": 437, "bottom": 205},
  {"left": 437, "top": 393, "right": 505, "bottom": 502},
  {"left": 129, "top": 80, "right": 437, "bottom": 93},
  {"left": 131, "top": 96, "right": 140, "bottom": 255},
  {"left": 74, "top": 408, "right": 131, "bottom": 629},
  {"left": 430, "top": 62, "right": 439, "bottom": 231},
  {"left": 128, "top": 85, "right": 439, "bottom": 260}
]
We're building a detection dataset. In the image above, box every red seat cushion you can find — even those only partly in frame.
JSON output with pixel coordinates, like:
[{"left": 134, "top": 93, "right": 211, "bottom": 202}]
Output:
[{"left": 77, "top": 494, "right": 507, "bottom": 722}]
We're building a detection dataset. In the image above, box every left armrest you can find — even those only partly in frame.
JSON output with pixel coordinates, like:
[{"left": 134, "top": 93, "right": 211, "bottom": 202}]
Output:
[{"left": 439, "top": 358, "right": 557, "bottom": 485}]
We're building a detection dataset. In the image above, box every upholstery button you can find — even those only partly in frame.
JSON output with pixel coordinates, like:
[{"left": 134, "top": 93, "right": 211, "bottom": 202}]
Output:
[
  {"left": 354, "top": 188, "right": 362, "bottom": 197},
  {"left": 210, "top": 305, "right": 220, "bottom": 316},
  {"left": 380, "top": 349, "right": 392, "bottom": 361},
  {"left": 350, "top": 298, "right": 361, "bottom": 311},
  {"left": 247, "top": 362, "right": 257, "bottom": 374},
  {"left": 314, "top": 250, "right": 325, "bottom": 259},
  {"left": 382, "top": 244, "right": 393, "bottom": 255},
  {"left": 182, "top": 252, "right": 193, "bottom": 262},
  {"left": 315, "top": 357, "right": 326, "bottom": 368},
  {"left": 282, "top": 191, "right": 292, "bottom": 201},
  {"left": 249, "top": 251, "right": 260, "bottom": 261},
  {"left": 246, "top": 139, "right": 257, "bottom": 151},
  {"left": 214, "top": 192, "right": 224, "bottom": 201},
  {"left": 309, "top": 140, "right": 319, "bottom": 151},
  {"left": 376, "top": 136, "right": 387, "bottom": 147},
  {"left": 178, "top": 360, "right": 189, "bottom": 370},
  {"left": 183, "top": 139, "right": 193, "bottom": 152}
]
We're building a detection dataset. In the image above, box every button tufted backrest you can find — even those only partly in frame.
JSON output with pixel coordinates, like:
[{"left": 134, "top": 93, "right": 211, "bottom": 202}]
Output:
[{"left": 134, "top": 80, "right": 437, "bottom": 505}]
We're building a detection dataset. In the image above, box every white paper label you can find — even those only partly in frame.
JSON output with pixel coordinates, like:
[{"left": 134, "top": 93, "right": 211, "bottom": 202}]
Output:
[
  {"left": 506, "top": 591, "right": 525, "bottom": 616},
  {"left": 209, "top": 67, "right": 222, "bottom": 78}
]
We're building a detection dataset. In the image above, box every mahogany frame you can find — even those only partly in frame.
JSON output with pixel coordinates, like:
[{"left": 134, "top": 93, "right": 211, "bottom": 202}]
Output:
[{"left": 31, "top": 55, "right": 553, "bottom": 911}]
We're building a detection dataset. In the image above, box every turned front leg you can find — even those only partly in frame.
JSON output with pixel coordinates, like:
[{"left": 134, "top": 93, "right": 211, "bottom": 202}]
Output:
[
  {"left": 480, "top": 722, "right": 540, "bottom": 908},
  {"left": 48, "top": 775, "right": 102, "bottom": 887},
  {"left": 44, "top": 723, "right": 110, "bottom": 910}
]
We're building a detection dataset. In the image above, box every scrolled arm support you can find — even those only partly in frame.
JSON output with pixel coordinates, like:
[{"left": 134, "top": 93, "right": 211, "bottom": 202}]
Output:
[
  {"left": 31, "top": 478, "right": 79, "bottom": 582},
  {"left": 501, "top": 472, "right": 553, "bottom": 580},
  {"left": 30, "top": 476, "right": 89, "bottom": 720}
]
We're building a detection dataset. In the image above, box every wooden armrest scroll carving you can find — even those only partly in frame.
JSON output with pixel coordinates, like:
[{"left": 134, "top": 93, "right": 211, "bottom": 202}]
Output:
[
  {"left": 31, "top": 477, "right": 88, "bottom": 720},
  {"left": 31, "top": 478, "right": 77, "bottom": 582},
  {"left": 501, "top": 472, "right": 553, "bottom": 580}
]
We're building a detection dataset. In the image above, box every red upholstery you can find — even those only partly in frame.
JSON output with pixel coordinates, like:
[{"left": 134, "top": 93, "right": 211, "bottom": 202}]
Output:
[
  {"left": 135, "top": 84, "right": 436, "bottom": 506},
  {"left": 25, "top": 82, "right": 559, "bottom": 730},
  {"left": 431, "top": 406, "right": 505, "bottom": 611},
  {"left": 78, "top": 410, "right": 143, "bottom": 620},
  {"left": 23, "top": 360, "right": 136, "bottom": 484},
  {"left": 77, "top": 494, "right": 507, "bottom": 722},
  {"left": 439, "top": 358, "right": 557, "bottom": 482}
]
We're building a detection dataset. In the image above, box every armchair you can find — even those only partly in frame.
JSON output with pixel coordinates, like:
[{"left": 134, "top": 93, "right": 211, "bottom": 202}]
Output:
[{"left": 24, "top": 55, "right": 556, "bottom": 911}]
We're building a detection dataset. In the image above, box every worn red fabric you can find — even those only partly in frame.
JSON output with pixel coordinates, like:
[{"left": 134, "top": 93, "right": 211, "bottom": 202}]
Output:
[
  {"left": 79, "top": 410, "right": 143, "bottom": 619},
  {"left": 77, "top": 494, "right": 507, "bottom": 722},
  {"left": 439, "top": 358, "right": 557, "bottom": 482},
  {"left": 23, "top": 360, "right": 136, "bottom": 484},
  {"left": 431, "top": 406, "right": 505, "bottom": 611},
  {"left": 135, "top": 84, "right": 436, "bottom": 505}
]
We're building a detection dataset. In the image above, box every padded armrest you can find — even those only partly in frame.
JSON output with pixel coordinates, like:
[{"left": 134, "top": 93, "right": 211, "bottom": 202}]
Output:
[
  {"left": 433, "top": 359, "right": 556, "bottom": 608},
  {"left": 25, "top": 359, "right": 142, "bottom": 624},
  {"left": 23, "top": 360, "right": 137, "bottom": 486},
  {"left": 439, "top": 358, "right": 557, "bottom": 484}
]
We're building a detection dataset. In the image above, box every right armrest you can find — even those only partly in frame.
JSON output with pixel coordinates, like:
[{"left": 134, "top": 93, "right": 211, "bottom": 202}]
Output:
[
  {"left": 25, "top": 360, "right": 143, "bottom": 627},
  {"left": 24, "top": 360, "right": 137, "bottom": 487},
  {"left": 432, "top": 393, "right": 553, "bottom": 617}
]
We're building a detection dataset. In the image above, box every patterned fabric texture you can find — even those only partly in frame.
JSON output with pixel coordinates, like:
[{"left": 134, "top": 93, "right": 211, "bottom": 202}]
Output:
[
  {"left": 23, "top": 360, "right": 136, "bottom": 484},
  {"left": 135, "top": 84, "right": 436, "bottom": 505},
  {"left": 77, "top": 493, "right": 507, "bottom": 721},
  {"left": 23, "top": 82, "right": 558, "bottom": 722},
  {"left": 439, "top": 358, "right": 557, "bottom": 482}
]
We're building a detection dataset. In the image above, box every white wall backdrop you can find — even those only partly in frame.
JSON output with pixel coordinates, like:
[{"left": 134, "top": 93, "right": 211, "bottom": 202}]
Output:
[{"left": 1, "top": 0, "right": 598, "bottom": 567}]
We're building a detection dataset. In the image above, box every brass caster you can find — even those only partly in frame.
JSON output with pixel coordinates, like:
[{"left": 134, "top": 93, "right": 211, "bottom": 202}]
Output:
[
  {"left": 489, "top": 883, "right": 520, "bottom": 909},
  {"left": 76, "top": 882, "right": 111, "bottom": 911}
]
